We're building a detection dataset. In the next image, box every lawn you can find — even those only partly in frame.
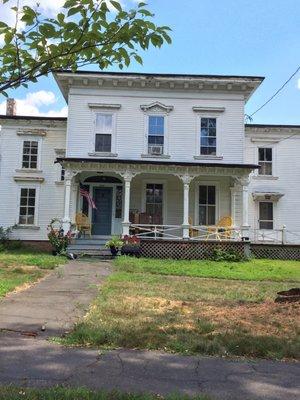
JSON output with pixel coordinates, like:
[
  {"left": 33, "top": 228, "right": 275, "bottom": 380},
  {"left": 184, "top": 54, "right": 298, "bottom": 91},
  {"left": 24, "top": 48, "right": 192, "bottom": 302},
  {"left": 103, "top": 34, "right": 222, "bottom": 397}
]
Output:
[
  {"left": 62, "top": 257, "right": 300, "bottom": 360},
  {"left": 0, "top": 387, "right": 211, "bottom": 400},
  {"left": 114, "top": 257, "right": 300, "bottom": 282},
  {"left": 0, "top": 248, "right": 65, "bottom": 298}
]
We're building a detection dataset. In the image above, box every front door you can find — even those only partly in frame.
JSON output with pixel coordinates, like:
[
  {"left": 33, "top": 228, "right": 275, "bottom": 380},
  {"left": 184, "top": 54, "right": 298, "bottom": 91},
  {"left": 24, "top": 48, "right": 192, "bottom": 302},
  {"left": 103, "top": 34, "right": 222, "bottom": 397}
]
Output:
[{"left": 92, "top": 187, "right": 113, "bottom": 235}]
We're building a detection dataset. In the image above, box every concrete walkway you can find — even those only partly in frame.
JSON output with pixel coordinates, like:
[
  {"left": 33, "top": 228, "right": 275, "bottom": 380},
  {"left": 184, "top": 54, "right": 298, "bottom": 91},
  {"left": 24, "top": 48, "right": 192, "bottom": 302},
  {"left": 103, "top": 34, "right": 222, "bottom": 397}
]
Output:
[
  {"left": 0, "top": 260, "right": 299, "bottom": 400},
  {"left": 0, "top": 260, "right": 112, "bottom": 336}
]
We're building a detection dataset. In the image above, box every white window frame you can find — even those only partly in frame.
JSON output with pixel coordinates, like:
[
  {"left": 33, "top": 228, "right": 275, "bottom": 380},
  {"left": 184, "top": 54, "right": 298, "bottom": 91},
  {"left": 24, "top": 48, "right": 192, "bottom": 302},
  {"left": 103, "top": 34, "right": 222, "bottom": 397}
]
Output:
[
  {"left": 142, "top": 112, "right": 170, "bottom": 157},
  {"left": 141, "top": 179, "right": 167, "bottom": 224},
  {"left": 90, "top": 110, "right": 117, "bottom": 156},
  {"left": 19, "top": 138, "right": 42, "bottom": 171},
  {"left": 194, "top": 112, "right": 224, "bottom": 160},
  {"left": 254, "top": 144, "right": 277, "bottom": 178},
  {"left": 257, "top": 200, "right": 274, "bottom": 230},
  {"left": 16, "top": 185, "right": 40, "bottom": 227},
  {"left": 194, "top": 181, "right": 220, "bottom": 226}
]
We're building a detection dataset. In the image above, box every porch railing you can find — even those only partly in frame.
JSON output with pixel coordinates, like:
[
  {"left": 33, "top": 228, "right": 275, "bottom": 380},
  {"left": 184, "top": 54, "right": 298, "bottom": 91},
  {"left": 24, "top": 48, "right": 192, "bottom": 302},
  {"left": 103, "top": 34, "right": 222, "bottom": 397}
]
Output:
[{"left": 130, "top": 224, "right": 242, "bottom": 241}]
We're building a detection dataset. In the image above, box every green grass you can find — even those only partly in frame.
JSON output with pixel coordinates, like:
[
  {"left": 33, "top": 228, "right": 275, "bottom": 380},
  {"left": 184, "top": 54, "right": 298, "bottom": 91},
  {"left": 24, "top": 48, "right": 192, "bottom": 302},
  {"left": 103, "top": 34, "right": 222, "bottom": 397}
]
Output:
[
  {"left": 62, "top": 269, "right": 300, "bottom": 360},
  {"left": 0, "top": 248, "right": 66, "bottom": 297},
  {"left": 0, "top": 387, "right": 212, "bottom": 400},
  {"left": 114, "top": 257, "right": 300, "bottom": 282}
]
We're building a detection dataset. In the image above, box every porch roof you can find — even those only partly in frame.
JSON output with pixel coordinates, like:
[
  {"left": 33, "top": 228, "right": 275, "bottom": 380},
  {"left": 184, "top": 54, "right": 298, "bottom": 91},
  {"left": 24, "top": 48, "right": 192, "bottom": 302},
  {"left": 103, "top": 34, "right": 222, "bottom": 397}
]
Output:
[{"left": 56, "top": 157, "right": 259, "bottom": 170}]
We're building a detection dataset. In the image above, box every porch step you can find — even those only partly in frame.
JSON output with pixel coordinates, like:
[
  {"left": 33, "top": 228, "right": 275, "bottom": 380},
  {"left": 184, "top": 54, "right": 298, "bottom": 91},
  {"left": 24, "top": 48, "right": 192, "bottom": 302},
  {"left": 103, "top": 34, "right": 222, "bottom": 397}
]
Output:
[{"left": 67, "top": 237, "right": 110, "bottom": 256}]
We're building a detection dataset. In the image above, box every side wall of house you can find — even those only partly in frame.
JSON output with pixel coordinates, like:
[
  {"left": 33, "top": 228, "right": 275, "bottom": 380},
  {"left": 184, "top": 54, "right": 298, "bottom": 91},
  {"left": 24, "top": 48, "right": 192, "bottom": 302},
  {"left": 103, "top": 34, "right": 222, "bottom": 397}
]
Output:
[
  {"left": 0, "top": 119, "right": 67, "bottom": 241},
  {"left": 66, "top": 87, "right": 246, "bottom": 164},
  {"left": 245, "top": 127, "right": 300, "bottom": 243}
]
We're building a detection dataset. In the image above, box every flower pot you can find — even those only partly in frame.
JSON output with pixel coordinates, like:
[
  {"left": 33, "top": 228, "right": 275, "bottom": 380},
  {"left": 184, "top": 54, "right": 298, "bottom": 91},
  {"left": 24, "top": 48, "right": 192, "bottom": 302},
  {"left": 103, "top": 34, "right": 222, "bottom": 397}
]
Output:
[
  {"left": 121, "top": 245, "right": 141, "bottom": 257},
  {"left": 109, "top": 245, "right": 119, "bottom": 257}
]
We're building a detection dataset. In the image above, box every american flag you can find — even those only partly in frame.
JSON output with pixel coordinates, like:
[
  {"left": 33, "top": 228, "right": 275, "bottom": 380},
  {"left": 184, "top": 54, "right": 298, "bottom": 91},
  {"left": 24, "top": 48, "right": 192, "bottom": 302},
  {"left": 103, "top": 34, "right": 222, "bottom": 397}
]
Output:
[{"left": 79, "top": 186, "right": 97, "bottom": 209}]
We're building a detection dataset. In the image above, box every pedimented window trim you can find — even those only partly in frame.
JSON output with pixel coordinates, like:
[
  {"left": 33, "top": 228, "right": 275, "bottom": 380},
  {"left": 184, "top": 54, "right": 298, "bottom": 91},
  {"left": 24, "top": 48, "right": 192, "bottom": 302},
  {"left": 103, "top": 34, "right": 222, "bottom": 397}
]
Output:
[
  {"left": 14, "top": 176, "right": 44, "bottom": 183},
  {"left": 17, "top": 129, "right": 47, "bottom": 137},
  {"left": 140, "top": 101, "right": 174, "bottom": 113},
  {"left": 252, "top": 192, "right": 284, "bottom": 201},
  {"left": 193, "top": 106, "right": 225, "bottom": 113},
  {"left": 88, "top": 103, "right": 121, "bottom": 109}
]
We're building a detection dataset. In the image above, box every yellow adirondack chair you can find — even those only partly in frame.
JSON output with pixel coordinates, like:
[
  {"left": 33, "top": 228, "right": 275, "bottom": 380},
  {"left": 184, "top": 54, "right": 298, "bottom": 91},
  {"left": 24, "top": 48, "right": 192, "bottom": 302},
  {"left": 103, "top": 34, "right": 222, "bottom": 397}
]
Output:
[
  {"left": 75, "top": 212, "right": 92, "bottom": 237},
  {"left": 206, "top": 216, "right": 233, "bottom": 241}
]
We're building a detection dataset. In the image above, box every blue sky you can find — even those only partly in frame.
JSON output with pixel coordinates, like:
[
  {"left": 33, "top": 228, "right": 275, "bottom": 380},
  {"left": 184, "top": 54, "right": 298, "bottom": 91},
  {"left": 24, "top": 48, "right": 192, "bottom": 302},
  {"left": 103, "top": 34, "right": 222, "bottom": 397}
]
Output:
[{"left": 1, "top": 0, "right": 300, "bottom": 124}]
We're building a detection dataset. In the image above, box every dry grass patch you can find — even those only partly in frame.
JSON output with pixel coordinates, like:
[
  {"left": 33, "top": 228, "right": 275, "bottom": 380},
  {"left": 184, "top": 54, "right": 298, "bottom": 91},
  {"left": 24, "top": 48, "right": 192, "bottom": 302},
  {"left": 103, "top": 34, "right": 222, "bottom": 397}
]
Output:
[{"left": 63, "top": 272, "right": 300, "bottom": 360}]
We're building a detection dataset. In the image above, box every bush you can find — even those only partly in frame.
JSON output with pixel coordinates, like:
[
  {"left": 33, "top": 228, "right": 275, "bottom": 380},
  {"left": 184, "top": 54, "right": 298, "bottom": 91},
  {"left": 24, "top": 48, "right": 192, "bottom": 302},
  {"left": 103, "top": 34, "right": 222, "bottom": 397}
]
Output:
[
  {"left": 47, "top": 219, "right": 71, "bottom": 255},
  {"left": 0, "top": 226, "right": 12, "bottom": 245},
  {"left": 209, "top": 248, "right": 245, "bottom": 262}
]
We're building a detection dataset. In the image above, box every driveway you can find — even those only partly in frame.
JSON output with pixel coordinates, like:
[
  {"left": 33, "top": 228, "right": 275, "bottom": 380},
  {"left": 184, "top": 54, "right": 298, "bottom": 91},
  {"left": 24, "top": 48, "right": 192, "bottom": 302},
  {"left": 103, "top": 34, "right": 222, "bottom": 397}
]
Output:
[{"left": 0, "top": 260, "right": 299, "bottom": 400}]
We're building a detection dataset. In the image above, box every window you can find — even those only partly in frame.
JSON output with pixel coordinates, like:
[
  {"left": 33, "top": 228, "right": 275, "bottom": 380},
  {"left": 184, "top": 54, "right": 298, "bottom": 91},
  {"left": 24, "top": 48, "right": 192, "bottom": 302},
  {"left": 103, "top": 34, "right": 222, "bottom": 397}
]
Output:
[
  {"left": 95, "top": 113, "right": 113, "bottom": 152},
  {"left": 148, "top": 116, "right": 164, "bottom": 155},
  {"left": 60, "top": 167, "right": 65, "bottom": 181},
  {"left": 199, "top": 185, "right": 216, "bottom": 225},
  {"left": 200, "top": 118, "right": 216, "bottom": 155},
  {"left": 19, "top": 188, "right": 36, "bottom": 225},
  {"left": 22, "top": 141, "right": 38, "bottom": 169},
  {"left": 258, "top": 148, "right": 272, "bottom": 175},
  {"left": 259, "top": 202, "right": 273, "bottom": 230},
  {"left": 115, "top": 186, "right": 123, "bottom": 218},
  {"left": 146, "top": 183, "right": 163, "bottom": 224}
]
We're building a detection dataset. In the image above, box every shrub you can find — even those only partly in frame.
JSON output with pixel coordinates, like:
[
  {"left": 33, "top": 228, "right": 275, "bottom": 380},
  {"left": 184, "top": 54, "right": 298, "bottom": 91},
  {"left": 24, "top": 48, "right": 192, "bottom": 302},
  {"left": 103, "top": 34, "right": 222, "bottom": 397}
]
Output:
[
  {"left": 47, "top": 218, "right": 71, "bottom": 255},
  {"left": 209, "top": 248, "right": 245, "bottom": 262},
  {"left": 0, "top": 226, "right": 12, "bottom": 245}
]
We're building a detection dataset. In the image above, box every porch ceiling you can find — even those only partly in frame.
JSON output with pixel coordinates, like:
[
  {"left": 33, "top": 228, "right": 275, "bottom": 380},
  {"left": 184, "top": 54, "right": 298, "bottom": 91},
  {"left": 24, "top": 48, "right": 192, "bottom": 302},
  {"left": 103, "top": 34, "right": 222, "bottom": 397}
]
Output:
[{"left": 56, "top": 157, "right": 259, "bottom": 178}]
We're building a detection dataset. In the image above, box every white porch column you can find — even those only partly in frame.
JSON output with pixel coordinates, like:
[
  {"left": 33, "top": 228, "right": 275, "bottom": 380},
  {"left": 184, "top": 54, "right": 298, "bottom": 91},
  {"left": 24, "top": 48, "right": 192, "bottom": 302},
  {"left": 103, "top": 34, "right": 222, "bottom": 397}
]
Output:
[
  {"left": 179, "top": 174, "right": 193, "bottom": 240},
  {"left": 62, "top": 170, "right": 74, "bottom": 234},
  {"left": 230, "top": 186, "right": 237, "bottom": 226},
  {"left": 239, "top": 176, "right": 250, "bottom": 238},
  {"left": 121, "top": 171, "right": 135, "bottom": 236}
]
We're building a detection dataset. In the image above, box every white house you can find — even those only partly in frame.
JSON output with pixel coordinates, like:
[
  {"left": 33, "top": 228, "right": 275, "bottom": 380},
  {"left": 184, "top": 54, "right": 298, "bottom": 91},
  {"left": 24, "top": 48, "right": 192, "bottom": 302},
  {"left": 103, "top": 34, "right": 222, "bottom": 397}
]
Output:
[{"left": 0, "top": 71, "right": 299, "bottom": 248}]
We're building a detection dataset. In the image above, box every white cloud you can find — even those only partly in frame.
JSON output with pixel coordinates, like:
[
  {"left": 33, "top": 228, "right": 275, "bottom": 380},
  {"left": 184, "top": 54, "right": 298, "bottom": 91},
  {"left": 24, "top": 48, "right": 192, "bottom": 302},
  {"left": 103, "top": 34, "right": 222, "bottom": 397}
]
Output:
[{"left": 0, "top": 90, "right": 68, "bottom": 117}]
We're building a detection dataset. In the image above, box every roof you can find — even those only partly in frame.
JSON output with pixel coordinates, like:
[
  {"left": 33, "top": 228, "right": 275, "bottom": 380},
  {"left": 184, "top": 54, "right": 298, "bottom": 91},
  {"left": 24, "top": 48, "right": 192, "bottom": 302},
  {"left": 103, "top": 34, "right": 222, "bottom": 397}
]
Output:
[
  {"left": 55, "top": 69, "right": 265, "bottom": 81},
  {"left": 246, "top": 123, "right": 300, "bottom": 129},
  {"left": 54, "top": 70, "right": 264, "bottom": 102},
  {"left": 0, "top": 115, "right": 67, "bottom": 122},
  {"left": 56, "top": 157, "right": 259, "bottom": 169}
]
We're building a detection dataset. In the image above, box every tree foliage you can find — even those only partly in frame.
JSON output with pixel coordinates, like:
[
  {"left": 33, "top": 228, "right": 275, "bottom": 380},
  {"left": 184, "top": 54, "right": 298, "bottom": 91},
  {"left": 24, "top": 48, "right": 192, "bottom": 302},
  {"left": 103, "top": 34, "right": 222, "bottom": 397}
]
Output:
[{"left": 0, "top": 0, "right": 171, "bottom": 95}]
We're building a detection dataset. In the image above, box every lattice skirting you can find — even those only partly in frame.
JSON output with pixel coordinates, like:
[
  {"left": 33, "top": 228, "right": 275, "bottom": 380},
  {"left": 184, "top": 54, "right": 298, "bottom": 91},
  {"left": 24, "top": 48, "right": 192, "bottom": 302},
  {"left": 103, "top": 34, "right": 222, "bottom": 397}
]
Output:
[
  {"left": 140, "top": 240, "right": 248, "bottom": 260},
  {"left": 251, "top": 244, "right": 300, "bottom": 260}
]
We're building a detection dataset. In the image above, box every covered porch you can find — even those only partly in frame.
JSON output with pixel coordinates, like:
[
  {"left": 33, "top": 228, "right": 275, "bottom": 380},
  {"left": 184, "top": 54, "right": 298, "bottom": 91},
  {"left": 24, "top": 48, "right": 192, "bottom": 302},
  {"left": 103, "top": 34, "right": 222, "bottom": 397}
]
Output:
[{"left": 57, "top": 158, "right": 257, "bottom": 241}]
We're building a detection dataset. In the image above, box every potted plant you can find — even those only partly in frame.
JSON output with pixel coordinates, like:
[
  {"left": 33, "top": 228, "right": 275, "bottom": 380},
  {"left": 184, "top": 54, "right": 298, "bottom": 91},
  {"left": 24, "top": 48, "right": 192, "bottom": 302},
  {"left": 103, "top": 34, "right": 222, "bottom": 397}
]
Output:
[
  {"left": 47, "top": 218, "right": 72, "bottom": 255},
  {"left": 105, "top": 236, "right": 123, "bottom": 257},
  {"left": 121, "top": 235, "right": 141, "bottom": 257}
]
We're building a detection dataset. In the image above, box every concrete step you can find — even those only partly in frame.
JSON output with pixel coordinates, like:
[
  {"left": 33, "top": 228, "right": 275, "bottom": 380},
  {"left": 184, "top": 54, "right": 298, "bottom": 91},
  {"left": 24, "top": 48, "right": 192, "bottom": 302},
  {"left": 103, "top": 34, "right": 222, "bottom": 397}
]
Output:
[
  {"left": 67, "top": 248, "right": 113, "bottom": 257},
  {"left": 68, "top": 244, "right": 106, "bottom": 250}
]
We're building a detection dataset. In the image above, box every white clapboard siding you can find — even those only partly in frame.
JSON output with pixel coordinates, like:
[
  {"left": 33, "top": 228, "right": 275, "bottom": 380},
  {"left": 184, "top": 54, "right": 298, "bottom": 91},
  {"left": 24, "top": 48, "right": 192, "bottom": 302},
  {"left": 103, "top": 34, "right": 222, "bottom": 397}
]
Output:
[
  {"left": 0, "top": 119, "right": 67, "bottom": 241},
  {"left": 66, "top": 87, "right": 245, "bottom": 164},
  {"left": 245, "top": 127, "right": 300, "bottom": 243}
]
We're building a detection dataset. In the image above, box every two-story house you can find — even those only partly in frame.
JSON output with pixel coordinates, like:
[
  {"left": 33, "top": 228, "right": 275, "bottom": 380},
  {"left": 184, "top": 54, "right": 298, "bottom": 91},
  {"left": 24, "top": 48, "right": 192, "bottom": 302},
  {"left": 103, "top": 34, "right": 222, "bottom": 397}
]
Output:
[{"left": 0, "top": 71, "right": 299, "bottom": 251}]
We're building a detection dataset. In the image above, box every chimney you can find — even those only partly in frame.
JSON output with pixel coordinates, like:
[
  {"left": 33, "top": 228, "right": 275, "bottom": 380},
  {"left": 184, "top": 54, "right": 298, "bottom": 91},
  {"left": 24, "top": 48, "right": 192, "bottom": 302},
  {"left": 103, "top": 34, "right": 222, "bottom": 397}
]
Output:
[{"left": 6, "top": 98, "right": 17, "bottom": 116}]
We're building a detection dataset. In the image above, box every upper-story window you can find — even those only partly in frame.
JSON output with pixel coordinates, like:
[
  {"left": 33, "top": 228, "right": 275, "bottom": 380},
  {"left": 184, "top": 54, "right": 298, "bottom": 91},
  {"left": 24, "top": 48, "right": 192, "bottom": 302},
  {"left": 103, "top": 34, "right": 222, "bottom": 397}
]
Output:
[
  {"left": 200, "top": 118, "right": 216, "bottom": 155},
  {"left": 95, "top": 113, "right": 113, "bottom": 153},
  {"left": 258, "top": 148, "right": 272, "bottom": 175},
  {"left": 22, "top": 140, "right": 38, "bottom": 169},
  {"left": 148, "top": 115, "right": 165, "bottom": 155}
]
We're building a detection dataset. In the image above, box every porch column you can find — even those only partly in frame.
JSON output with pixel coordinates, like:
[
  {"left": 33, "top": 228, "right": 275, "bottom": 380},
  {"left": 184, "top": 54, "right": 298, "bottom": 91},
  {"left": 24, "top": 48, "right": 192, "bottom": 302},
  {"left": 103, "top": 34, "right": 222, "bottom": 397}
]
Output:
[
  {"left": 240, "top": 176, "right": 250, "bottom": 238},
  {"left": 179, "top": 174, "right": 193, "bottom": 239},
  {"left": 62, "top": 170, "right": 74, "bottom": 234},
  {"left": 121, "top": 172, "right": 135, "bottom": 236}
]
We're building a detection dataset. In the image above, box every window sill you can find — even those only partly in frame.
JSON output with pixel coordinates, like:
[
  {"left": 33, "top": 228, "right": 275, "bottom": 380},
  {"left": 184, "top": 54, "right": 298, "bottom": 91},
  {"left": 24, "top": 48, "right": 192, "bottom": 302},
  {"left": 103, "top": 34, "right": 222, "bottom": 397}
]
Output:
[
  {"left": 194, "top": 155, "right": 223, "bottom": 160},
  {"left": 253, "top": 175, "right": 279, "bottom": 180},
  {"left": 55, "top": 181, "right": 65, "bottom": 185},
  {"left": 15, "top": 169, "right": 43, "bottom": 173},
  {"left": 88, "top": 152, "right": 118, "bottom": 158},
  {"left": 14, "top": 175, "right": 44, "bottom": 183},
  {"left": 141, "top": 154, "right": 171, "bottom": 159},
  {"left": 14, "top": 225, "right": 40, "bottom": 230}
]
